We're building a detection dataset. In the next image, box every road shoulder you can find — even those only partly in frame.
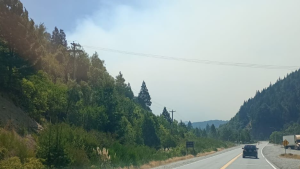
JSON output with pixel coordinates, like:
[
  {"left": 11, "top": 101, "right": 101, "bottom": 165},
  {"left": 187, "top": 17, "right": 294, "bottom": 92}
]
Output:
[{"left": 263, "top": 143, "right": 300, "bottom": 169}]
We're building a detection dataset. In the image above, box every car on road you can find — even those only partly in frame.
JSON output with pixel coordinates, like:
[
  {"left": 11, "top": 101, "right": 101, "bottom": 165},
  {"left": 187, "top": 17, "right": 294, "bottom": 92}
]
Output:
[{"left": 242, "top": 145, "right": 258, "bottom": 158}]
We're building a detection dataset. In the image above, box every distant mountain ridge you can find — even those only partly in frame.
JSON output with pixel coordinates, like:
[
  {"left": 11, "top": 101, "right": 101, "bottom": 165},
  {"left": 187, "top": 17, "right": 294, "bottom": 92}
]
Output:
[{"left": 192, "top": 120, "right": 228, "bottom": 129}]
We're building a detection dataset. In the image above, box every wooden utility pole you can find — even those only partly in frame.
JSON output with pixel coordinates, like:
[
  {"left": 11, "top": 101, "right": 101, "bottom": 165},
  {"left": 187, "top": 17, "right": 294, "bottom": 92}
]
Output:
[
  {"left": 169, "top": 110, "right": 176, "bottom": 123},
  {"left": 69, "top": 42, "right": 82, "bottom": 79}
]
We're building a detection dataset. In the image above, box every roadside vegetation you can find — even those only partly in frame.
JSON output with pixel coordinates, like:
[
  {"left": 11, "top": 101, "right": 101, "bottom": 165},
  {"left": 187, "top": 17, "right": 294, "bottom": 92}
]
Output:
[
  {"left": 0, "top": 0, "right": 233, "bottom": 168},
  {"left": 280, "top": 153, "right": 300, "bottom": 160},
  {"left": 270, "top": 123, "right": 300, "bottom": 144}
]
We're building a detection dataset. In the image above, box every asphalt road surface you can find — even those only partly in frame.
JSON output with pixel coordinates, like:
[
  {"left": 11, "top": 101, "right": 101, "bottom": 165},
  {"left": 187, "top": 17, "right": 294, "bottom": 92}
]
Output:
[{"left": 174, "top": 141, "right": 277, "bottom": 169}]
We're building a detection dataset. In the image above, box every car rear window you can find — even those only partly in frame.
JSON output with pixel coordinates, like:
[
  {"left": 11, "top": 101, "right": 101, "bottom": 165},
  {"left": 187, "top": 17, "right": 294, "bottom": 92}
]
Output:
[{"left": 244, "top": 145, "right": 256, "bottom": 149}]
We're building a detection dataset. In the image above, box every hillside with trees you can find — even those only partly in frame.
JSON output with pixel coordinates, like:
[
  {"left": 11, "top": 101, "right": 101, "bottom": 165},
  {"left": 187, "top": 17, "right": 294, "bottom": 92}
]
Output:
[
  {"left": 220, "top": 69, "right": 300, "bottom": 140},
  {"left": 192, "top": 120, "right": 228, "bottom": 129},
  {"left": 0, "top": 0, "right": 232, "bottom": 168}
]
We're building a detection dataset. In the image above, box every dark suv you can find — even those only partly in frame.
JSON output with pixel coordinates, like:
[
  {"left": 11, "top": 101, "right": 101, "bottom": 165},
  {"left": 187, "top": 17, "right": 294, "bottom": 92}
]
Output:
[{"left": 242, "top": 145, "right": 258, "bottom": 158}]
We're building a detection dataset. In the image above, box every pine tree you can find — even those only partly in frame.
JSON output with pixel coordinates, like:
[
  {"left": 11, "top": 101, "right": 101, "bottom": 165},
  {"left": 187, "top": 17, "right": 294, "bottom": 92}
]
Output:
[
  {"left": 195, "top": 127, "right": 201, "bottom": 137},
  {"left": 138, "top": 81, "right": 152, "bottom": 110},
  {"left": 202, "top": 129, "right": 207, "bottom": 137},
  {"left": 187, "top": 121, "right": 193, "bottom": 130},
  {"left": 116, "top": 72, "right": 126, "bottom": 95},
  {"left": 142, "top": 115, "right": 160, "bottom": 148},
  {"left": 116, "top": 72, "right": 134, "bottom": 99},
  {"left": 125, "top": 83, "right": 134, "bottom": 99},
  {"left": 161, "top": 107, "right": 172, "bottom": 123},
  {"left": 51, "top": 27, "right": 67, "bottom": 49},
  {"left": 179, "top": 120, "right": 186, "bottom": 128},
  {"left": 210, "top": 124, "right": 217, "bottom": 138},
  {"left": 206, "top": 124, "right": 210, "bottom": 134}
]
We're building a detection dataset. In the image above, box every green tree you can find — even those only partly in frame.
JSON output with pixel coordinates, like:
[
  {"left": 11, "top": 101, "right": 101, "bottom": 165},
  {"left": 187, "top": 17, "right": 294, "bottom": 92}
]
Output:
[
  {"left": 115, "top": 72, "right": 134, "bottom": 99},
  {"left": 37, "top": 124, "right": 70, "bottom": 168},
  {"left": 0, "top": 0, "right": 40, "bottom": 88},
  {"left": 161, "top": 107, "right": 172, "bottom": 123},
  {"left": 125, "top": 83, "right": 134, "bottom": 99},
  {"left": 206, "top": 124, "right": 210, "bottom": 134},
  {"left": 51, "top": 27, "right": 67, "bottom": 50},
  {"left": 75, "top": 50, "right": 90, "bottom": 82},
  {"left": 187, "top": 121, "right": 193, "bottom": 130},
  {"left": 138, "top": 81, "right": 152, "bottom": 111},
  {"left": 210, "top": 124, "right": 217, "bottom": 139},
  {"left": 115, "top": 72, "right": 126, "bottom": 95},
  {"left": 202, "top": 129, "right": 207, "bottom": 137},
  {"left": 142, "top": 115, "right": 160, "bottom": 148},
  {"left": 194, "top": 127, "right": 201, "bottom": 137}
]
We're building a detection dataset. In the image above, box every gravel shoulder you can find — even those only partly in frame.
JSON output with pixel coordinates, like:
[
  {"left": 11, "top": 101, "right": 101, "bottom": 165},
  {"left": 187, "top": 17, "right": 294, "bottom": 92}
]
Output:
[
  {"left": 263, "top": 143, "right": 300, "bottom": 169},
  {"left": 153, "top": 145, "right": 242, "bottom": 169}
]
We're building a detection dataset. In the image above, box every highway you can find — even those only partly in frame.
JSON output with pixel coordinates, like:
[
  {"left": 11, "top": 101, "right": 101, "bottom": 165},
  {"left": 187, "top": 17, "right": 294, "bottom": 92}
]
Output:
[{"left": 174, "top": 141, "right": 276, "bottom": 169}]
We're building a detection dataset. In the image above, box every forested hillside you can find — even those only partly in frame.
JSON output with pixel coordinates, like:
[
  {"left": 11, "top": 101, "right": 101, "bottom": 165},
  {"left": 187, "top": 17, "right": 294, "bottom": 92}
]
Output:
[
  {"left": 192, "top": 120, "right": 228, "bottom": 129},
  {"left": 221, "top": 69, "right": 300, "bottom": 140},
  {"left": 0, "top": 1, "right": 231, "bottom": 168}
]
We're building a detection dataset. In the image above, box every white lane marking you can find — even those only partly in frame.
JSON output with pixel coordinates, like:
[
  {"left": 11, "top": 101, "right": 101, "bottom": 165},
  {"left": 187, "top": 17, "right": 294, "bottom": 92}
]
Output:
[
  {"left": 172, "top": 147, "right": 241, "bottom": 169},
  {"left": 261, "top": 143, "right": 277, "bottom": 169}
]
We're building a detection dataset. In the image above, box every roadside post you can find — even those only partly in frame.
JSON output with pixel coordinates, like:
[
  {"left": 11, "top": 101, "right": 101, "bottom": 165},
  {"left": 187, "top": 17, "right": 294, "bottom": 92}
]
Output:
[
  {"left": 186, "top": 141, "right": 194, "bottom": 155},
  {"left": 283, "top": 139, "right": 289, "bottom": 154}
]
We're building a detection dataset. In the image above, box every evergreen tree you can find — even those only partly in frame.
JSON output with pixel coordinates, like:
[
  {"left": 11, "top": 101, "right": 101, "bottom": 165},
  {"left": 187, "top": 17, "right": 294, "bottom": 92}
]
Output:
[
  {"left": 138, "top": 81, "right": 152, "bottom": 110},
  {"left": 125, "top": 83, "right": 134, "bottom": 99},
  {"left": 115, "top": 72, "right": 126, "bottom": 95},
  {"left": 202, "top": 129, "right": 207, "bottom": 137},
  {"left": 142, "top": 115, "right": 160, "bottom": 148},
  {"left": 195, "top": 127, "right": 201, "bottom": 137},
  {"left": 75, "top": 51, "right": 89, "bottom": 82},
  {"left": 115, "top": 72, "right": 134, "bottom": 99},
  {"left": 161, "top": 107, "right": 172, "bottom": 123},
  {"left": 51, "top": 27, "right": 67, "bottom": 49},
  {"left": 210, "top": 124, "right": 217, "bottom": 138},
  {"left": 206, "top": 124, "right": 210, "bottom": 134},
  {"left": 187, "top": 121, "right": 193, "bottom": 130},
  {"left": 179, "top": 120, "right": 186, "bottom": 128}
]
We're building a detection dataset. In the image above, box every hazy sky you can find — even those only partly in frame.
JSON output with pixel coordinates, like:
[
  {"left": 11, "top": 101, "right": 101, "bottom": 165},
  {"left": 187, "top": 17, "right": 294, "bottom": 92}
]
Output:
[{"left": 22, "top": 0, "right": 300, "bottom": 122}]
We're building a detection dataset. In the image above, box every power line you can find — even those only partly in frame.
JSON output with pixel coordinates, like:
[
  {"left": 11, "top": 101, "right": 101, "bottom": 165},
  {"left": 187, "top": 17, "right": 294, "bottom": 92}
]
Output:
[
  {"left": 152, "top": 101, "right": 166, "bottom": 108},
  {"left": 169, "top": 110, "right": 176, "bottom": 123},
  {"left": 82, "top": 45, "right": 299, "bottom": 70},
  {"left": 151, "top": 100, "right": 185, "bottom": 121}
]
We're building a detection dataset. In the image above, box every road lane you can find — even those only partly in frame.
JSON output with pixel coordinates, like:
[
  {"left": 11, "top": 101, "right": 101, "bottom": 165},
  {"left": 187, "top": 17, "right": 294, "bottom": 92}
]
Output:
[
  {"left": 175, "top": 141, "right": 276, "bottom": 169},
  {"left": 227, "top": 142, "right": 275, "bottom": 169},
  {"left": 174, "top": 146, "right": 242, "bottom": 169}
]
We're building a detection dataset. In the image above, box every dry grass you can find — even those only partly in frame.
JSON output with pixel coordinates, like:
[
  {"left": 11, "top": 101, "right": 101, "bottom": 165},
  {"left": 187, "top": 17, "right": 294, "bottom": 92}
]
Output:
[
  {"left": 280, "top": 153, "right": 300, "bottom": 160},
  {"left": 122, "top": 148, "right": 224, "bottom": 169},
  {"left": 139, "top": 154, "right": 195, "bottom": 169}
]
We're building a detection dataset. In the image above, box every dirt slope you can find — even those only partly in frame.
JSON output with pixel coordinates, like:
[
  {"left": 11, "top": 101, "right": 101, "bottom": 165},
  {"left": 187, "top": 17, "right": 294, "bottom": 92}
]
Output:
[{"left": 0, "top": 93, "right": 42, "bottom": 132}]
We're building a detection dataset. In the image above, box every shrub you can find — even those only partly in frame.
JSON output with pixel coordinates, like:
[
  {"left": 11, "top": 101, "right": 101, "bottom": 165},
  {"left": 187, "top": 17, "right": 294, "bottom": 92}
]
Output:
[
  {"left": 0, "top": 129, "right": 34, "bottom": 162},
  {"left": 23, "top": 158, "right": 45, "bottom": 169},
  {"left": 0, "top": 157, "right": 23, "bottom": 169},
  {"left": 0, "top": 157, "right": 44, "bottom": 169},
  {"left": 37, "top": 123, "right": 100, "bottom": 168}
]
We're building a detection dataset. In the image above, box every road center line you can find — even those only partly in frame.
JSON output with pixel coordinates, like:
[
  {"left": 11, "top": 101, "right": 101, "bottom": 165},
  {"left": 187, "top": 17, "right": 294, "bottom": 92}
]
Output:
[{"left": 220, "top": 153, "right": 242, "bottom": 169}]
